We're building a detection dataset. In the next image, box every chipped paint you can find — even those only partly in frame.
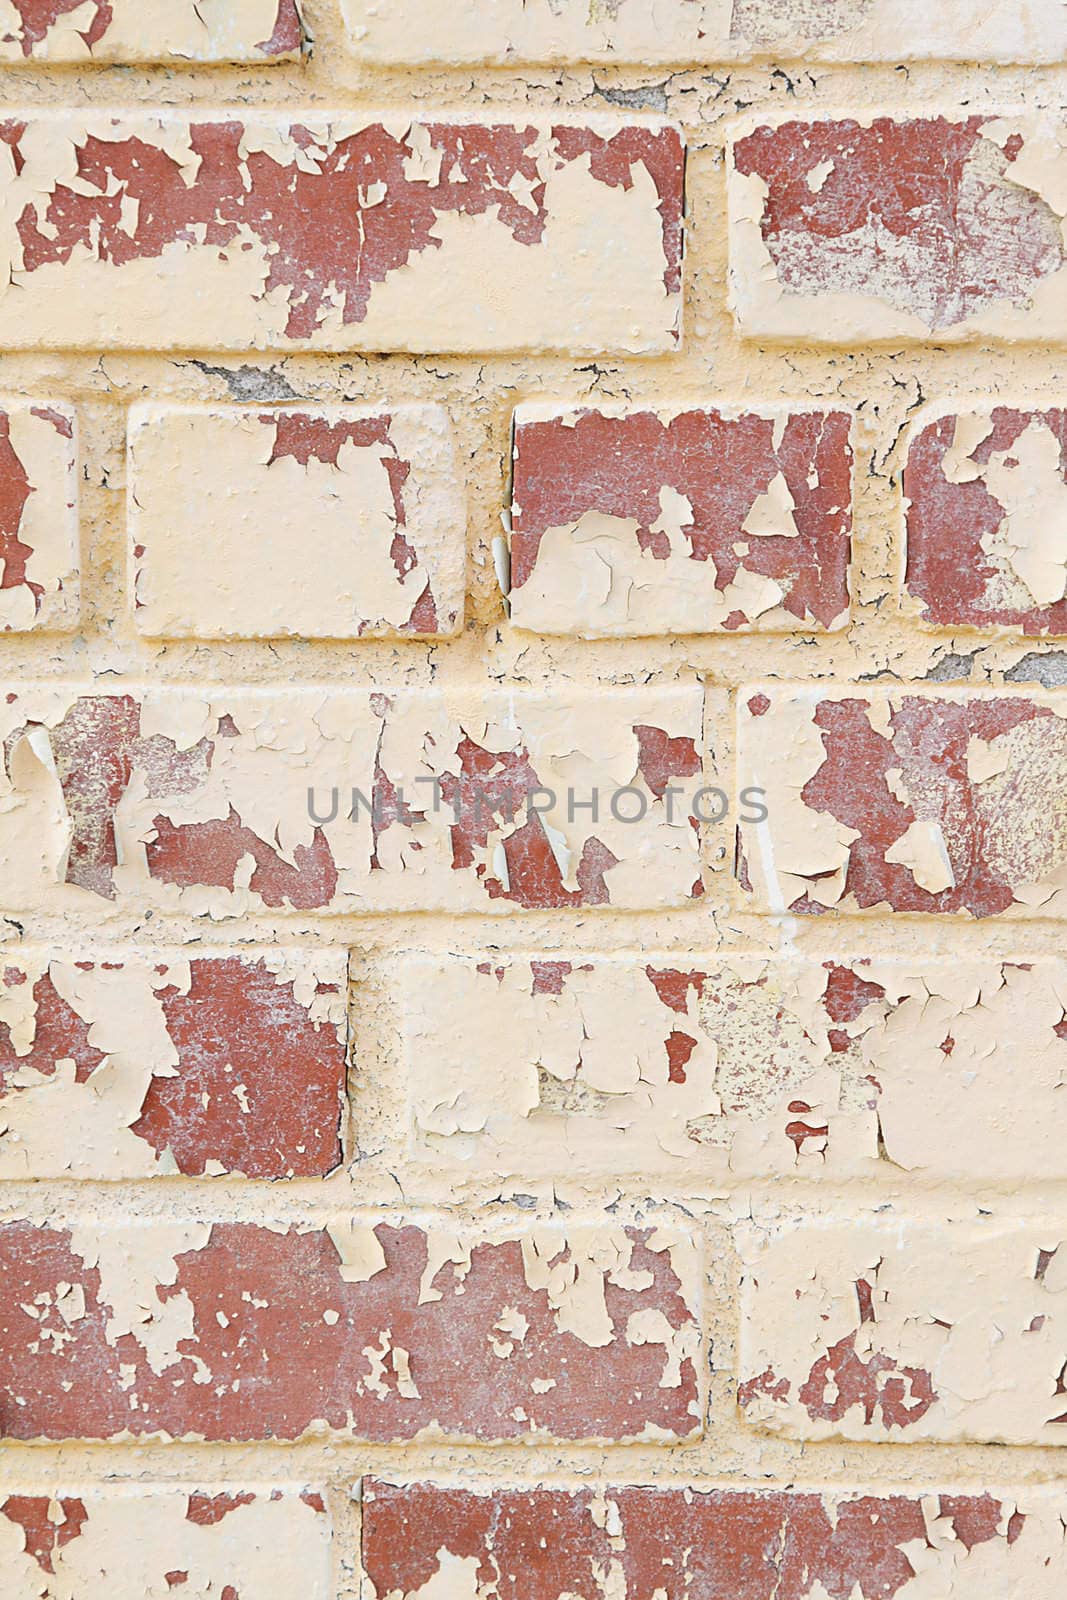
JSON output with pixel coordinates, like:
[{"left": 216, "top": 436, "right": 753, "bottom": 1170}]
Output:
[
  {"left": 904, "top": 402, "right": 1067, "bottom": 633},
  {"left": 739, "top": 1218, "right": 1067, "bottom": 1443},
  {"left": 129, "top": 405, "right": 466, "bottom": 640},
  {"left": 0, "top": 0, "right": 302, "bottom": 62},
  {"left": 1, "top": 1485, "right": 329, "bottom": 1598},
  {"left": 0, "top": 1217, "right": 702, "bottom": 1441},
  {"left": 0, "top": 400, "right": 77, "bottom": 633},
  {"left": 0, "top": 948, "right": 347, "bottom": 1178},
  {"left": 737, "top": 685, "right": 1067, "bottom": 916},
  {"left": 0, "top": 113, "right": 684, "bottom": 354},
  {"left": 362, "top": 1478, "right": 1067, "bottom": 1600},
  {"left": 0, "top": 684, "right": 704, "bottom": 914},
  {"left": 729, "top": 114, "right": 1067, "bottom": 342},
  {"left": 341, "top": 0, "right": 1067, "bottom": 64},
  {"left": 402, "top": 953, "right": 1067, "bottom": 1182},
  {"left": 510, "top": 404, "right": 853, "bottom": 636}
]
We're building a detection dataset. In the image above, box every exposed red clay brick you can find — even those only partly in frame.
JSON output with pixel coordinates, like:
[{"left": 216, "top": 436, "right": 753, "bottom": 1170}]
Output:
[
  {"left": 0, "top": 114, "right": 683, "bottom": 352},
  {"left": 1, "top": 1487, "right": 330, "bottom": 1592},
  {"left": 510, "top": 406, "right": 853, "bottom": 634},
  {"left": 904, "top": 406, "right": 1067, "bottom": 632},
  {"left": 0, "top": 950, "right": 347, "bottom": 1179},
  {"left": 0, "top": 1219, "right": 701, "bottom": 1441},
  {"left": 737, "top": 686, "right": 1067, "bottom": 917},
  {"left": 361, "top": 1479, "right": 1056, "bottom": 1600},
  {"left": 729, "top": 115, "right": 1067, "bottom": 340}
]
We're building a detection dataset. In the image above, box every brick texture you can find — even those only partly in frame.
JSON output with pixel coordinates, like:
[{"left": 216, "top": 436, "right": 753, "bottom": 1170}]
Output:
[
  {"left": 342, "top": 0, "right": 1067, "bottom": 64},
  {"left": 903, "top": 403, "right": 1067, "bottom": 632},
  {"left": 0, "top": 685, "right": 704, "bottom": 915},
  {"left": 402, "top": 954, "right": 1067, "bottom": 1181},
  {"left": 728, "top": 115, "right": 1067, "bottom": 342},
  {"left": 0, "top": 114, "right": 684, "bottom": 353},
  {"left": 510, "top": 405, "right": 853, "bottom": 636},
  {"left": 0, "top": 948, "right": 347, "bottom": 1178},
  {"left": 739, "top": 1220, "right": 1067, "bottom": 1444},
  {"left": 1, "top": 0, "right": 1062, "bottom": 1575},
  {"left": 361, "top": 1479, "right": 1067, "bottom": 1598},
  {"left": 0, "top": 1218, "right": 701, "bottom": 1441},
  {"left": 129, "top": 404, "right": 465, "bottom": 639},
  {"left": 0, "top": 0, "right": 302, "bottom": 62},
  {"left": 737, "top": 685, "right": 1067, "bottom": 917},
  {"left": 0, "top": 400, "right": 77, "bottom": 632},
  {"left": 2, "top": 1486, "right": 330, "bottom": 1597}
]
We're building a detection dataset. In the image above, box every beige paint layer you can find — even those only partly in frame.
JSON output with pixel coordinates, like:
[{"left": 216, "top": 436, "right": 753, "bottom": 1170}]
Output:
[
  {"left": 740, "top": 1218, "right": 1067, "bottom": 1444},
  {"left": 0, "top": 113, "right": 681, "bottom": 355},
  {"left": 727, "top": 112, "right": 1067, "bottom": 343},
  {"left": 340, "top": 0, "right": 1067, "bottom": 64},
  {"left": 401, "top": 954, "right": 1067, "bottom": 1183},
  {"left": 0, "top": 947, "right": 347, "bottom": 1179},
  {"left": 0, "top": 1485, "right": 330, "bottom": 1598},
  {"left": 0, "top": 0, "right": 301, "bottom": 62},
  {"left": 0, "top": 401, "right": 78, "bottom": 633},
  {"left": 129, "top": 404, "right": 465, "bottom": 640},
  {"left": 0, "top": 684, "right": 705, "bottom": 915}
]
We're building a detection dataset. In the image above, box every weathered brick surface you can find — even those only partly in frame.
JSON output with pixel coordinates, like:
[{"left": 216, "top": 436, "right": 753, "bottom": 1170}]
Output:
[
  {"left": 903, "top": 403, "right": 1067, "bottom": 632},
  {"left": 736, "top": 686, "right": 1067, "bottom": 917},
  {"left": 2, "top": 1485, "right": 330, "bottom": 1597},
  {"left": 0, "top": 0, "right": 302, "bottom": 61},
  {"left": 739, "top": 1219, "right": 1067, "bottom": 1444},
  {"left": 0, "top": 685, "right": 704, "bottom": 915},
  {"left": 0, "top": 948, "right": 347, "bottom": 1179},
  {"left": 0, "top": 1218, "right": 701, "bottom": 1441},
  {"left": 0, "top": 114, "right": 684, "bottom": 354},
  {"left": 129, "top": 404, "right": 465, "bottom": 640},
  {"left": 361, "top": 1478, "right": 1067, "bottom": 1599},
  {"left": 342, "top": 0, "right": 1067, "bottom": 64},
  {"left": 509, "top": 405, "right": 853, "bottom": 636},
  {"left": 728, "top": 115, "right": 1067, "bottom": 342},
  {"left": 0, "top": 401, "right": 77, "bottom": 632},
  {"left": 402, "top": 954, "right": 1067, "bottom": 1181}
]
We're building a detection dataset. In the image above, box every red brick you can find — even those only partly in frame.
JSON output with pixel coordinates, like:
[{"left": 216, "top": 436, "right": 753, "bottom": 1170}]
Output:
[
  {"left": 739, "top": 1218, "right": 1067, "bottom": 1444},
  {"left": 0, "top": 114, "right": 684, "bottom": 354},
  {"left": 737, "top": 685, "right": 1067, "bottom": 917},
  {"left": 0, "top": 685, "right": 704, "bottom": 915},
  {"left": 728, "top": 114, "right": 1067, "bottom": 341},
  {"left": 0, "top": 1485, "right": 329, "bottom": 1593},
  {"left": 904, "top": 404, "right": 1067, "bottom": 631},
  {"left": 510, "top": 405, "right": 853, "bottom": 635},
  {"left": 361, "top": 1478, "right": 1064, "bottom": 1598},
  {"left": 402, "top": 953, "right": 1067, "bottom": 1181},
  {"left": 0, "top": 948, "right": 347, "bottom": 1179},
  {"left": 128, "top": 404, "right": 466, "bottom": 641},
  {"left": 0, "top": 400, "right": 77, "bottom": 633},
  {"left": 0, "top": 0, "right": 302, "bottom": 61},
  {"left": 0, "top": 1218, "right": 702, "bottom": 1441}
]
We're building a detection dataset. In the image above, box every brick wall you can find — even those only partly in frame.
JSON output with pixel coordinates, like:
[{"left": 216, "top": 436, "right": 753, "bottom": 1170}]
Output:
[{"left": 1, "top": 4, "right": 1066, "bottom": 1597}]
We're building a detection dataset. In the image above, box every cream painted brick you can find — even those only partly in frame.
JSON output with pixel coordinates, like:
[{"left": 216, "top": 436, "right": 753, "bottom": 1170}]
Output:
[
  {"left": 0, "top": 0, "right": 301, "bottom": 62},
  {"left": 739, "top": 1218, "right": 1067, "bottom": 1445},
  {"left": 0, "top": 113, "right": 684, "bottom": 355},
  {"left": 341, "top": 0, "right": 1067, "bottom": 64},
  {"left": 737, "top": 684, "right": 1067, "bottom": 918},
  {"left": 129, "top": 404, "right": 465, "bottom": 640},
  {"left": 0, "top": 947, "right": 348, "bottom": 1180},
  {"left": 509, "top": 403, "right": 853, "bottom": 636},
  {"left": 0, "top": 1486, "right": 330, "bottom": 1598},
  {"left": 401, "top": 954, "right": 1067, "bottom": 1182},
  {"left": 0, "top": 684, "right": 705, "bottom": 915},
  {"left": 728, "top": 113, "right": 1067, "bottom": 343},
  {"left": 902, "top": 401, "right": 1067, "bottom": 633},
  {"left": 0, "top": 401, "right": 77, "bottom": 633}
]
